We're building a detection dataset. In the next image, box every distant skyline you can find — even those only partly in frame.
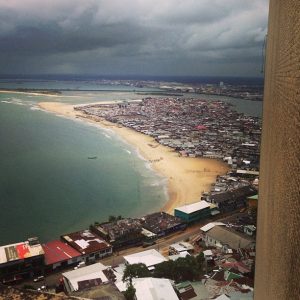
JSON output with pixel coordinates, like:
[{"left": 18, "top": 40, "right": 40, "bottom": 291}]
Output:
[{"left": 0, "top": 0, "right": 269, "bottom": 77}]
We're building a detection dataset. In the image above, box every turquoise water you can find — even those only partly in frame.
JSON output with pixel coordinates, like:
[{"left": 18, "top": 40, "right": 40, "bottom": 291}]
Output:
[
  {"left": 0, "top": 84, "right": 262, "bottom": 245},
  {"left": 0, "top": 93, "right": 167, "bottom": 245}
]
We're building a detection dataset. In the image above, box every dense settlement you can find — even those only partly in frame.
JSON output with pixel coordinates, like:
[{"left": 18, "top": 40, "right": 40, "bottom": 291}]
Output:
[{"left": 0, "top": 97, "right": 260, "bottom": 300}]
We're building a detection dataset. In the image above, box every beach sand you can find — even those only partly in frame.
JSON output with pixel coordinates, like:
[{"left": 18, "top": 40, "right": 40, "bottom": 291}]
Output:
[{"left": 39, "top": 101, "right": 229, "bottom": 214}]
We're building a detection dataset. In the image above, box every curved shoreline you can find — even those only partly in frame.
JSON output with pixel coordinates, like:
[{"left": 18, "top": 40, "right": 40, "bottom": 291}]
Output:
[{"left": 38, "top": 101, "right": 229, "bottom": 214}]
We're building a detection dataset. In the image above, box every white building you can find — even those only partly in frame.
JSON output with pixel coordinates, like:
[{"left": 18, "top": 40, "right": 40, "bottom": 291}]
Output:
[
  {"left": 62, "top": 262, "right": 108, "bottom": 293},
  {"left": 134, "top": 277, "right": 179, "bottom": 300},
  {"left": 124, "top": 249, "right": 166, "bottom": 271}
]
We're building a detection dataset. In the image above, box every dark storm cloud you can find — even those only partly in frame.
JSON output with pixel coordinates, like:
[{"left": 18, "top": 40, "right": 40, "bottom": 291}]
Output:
[{"left": 0, "top": 0, "right": 269, "bottom": 76}]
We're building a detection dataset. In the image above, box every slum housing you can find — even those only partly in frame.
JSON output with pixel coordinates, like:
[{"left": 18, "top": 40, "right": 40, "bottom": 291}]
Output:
[{"left": 76, "top": 97, "right": 261, "bottom": 171}]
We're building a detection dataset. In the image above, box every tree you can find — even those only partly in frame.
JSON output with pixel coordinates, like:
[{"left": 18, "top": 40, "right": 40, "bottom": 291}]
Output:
[
  {"left": 108, "top": 215, "right": 117, "bottom": 222},
  {"left": 153, "top": 254, "right": 204, "bottom": 282},
  {"left": 123, "top": 283, "right": 136, "bottom": 300},
  {"left": 122, "top": 263, "right": 151, "bottom": 282},
  {"left": 153, "top": 261, "right": 175, "bottom": 280}
]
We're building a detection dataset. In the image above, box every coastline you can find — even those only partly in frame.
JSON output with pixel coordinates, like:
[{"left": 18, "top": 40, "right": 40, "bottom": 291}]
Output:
[
  {"left": 0, "top": 89, "right": 61, "bottom": 97},
  {"left": 38, "top": 101, "right": 229, "bottom": 214}
]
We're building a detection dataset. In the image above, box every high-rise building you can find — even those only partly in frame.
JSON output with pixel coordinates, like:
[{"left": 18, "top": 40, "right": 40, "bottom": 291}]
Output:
[{"left": 254, "top": 1, "right": 300, "bottom": 299}]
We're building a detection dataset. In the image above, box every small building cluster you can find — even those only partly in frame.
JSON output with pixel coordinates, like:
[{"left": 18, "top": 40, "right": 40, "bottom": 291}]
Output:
[
  {"left": 0, "top": 212, "right": 186, "bottom": 285},
  {"left": 57, "top": 216, "right": 256, "bottom": 300}
]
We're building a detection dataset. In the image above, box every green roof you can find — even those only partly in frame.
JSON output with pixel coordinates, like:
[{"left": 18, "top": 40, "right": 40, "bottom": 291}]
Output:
[
  {"left": 175, "top": 281, "right": 191, "bottom": 289},
  {"left": 226, "top": 271, "right": 242, "bottom": 281},
  {"left": 248, "top": 194, "right": 258, "bottom": 200}
]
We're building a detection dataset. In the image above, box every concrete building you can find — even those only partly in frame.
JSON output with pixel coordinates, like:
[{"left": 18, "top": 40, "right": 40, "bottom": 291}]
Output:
[
  {"left": 254, "top": 1, "right": 300, "bottom": 299},
  {"left": 124, "top": 249, "right": 166, "bottom": 271},
  {"left": 0, "top": 237, "right": 44, "bottom": 283},
  {"left": 204, "top": 226, "right": 255, "bottom": 250},
  {"left": 62, "top": 262, "right": 108, "bottom": 293},
  {"left": 61, "top": 230, "right": 112, "bottom": 263},
  {"left": 174, "top": 201, "right": 212, "bottom": 223},
  {"left": 133, "top": 277, "right": 179, "bottom": 300}
]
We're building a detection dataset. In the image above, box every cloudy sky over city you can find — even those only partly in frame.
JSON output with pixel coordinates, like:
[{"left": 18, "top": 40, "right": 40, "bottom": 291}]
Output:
[{"left": 0, "top": 0, "right": 269, "bottom": 77}]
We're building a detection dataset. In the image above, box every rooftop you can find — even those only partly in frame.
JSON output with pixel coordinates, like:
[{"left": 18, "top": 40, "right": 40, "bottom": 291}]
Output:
[
  {"left": 200, "top": 222, "right": 225, "bottom": 232},
  {"left": 140, "top": 212, "right": 184, "bottom": 234},
  {"left": 175, "top": 200, "right": 211, "bottom": 214},
  {"left": 0, "top": 238, "right": 44, "bottom": 265},
  {"left": 61, "top": 230, "right": 111, "bottom": 255},
  {"left": 206, "top": 226, "right": 255, "bottom": 250},
  {"left": 42, "top": 240, "right": 81, "bottom": 266},
  {"left": 94, "top": 218, "right": 142, "bottom": 242},
  {"left": 62, "top": 262, "right": 108, "bottom": 292},
  {"left": 124, "top": 249, "right": 166, "bottom": 268},
  {"left": 247, "top": 194, "right": 258, "bottom": 200},
  {"left": 134, "top": 277, "right": 179, "bottom": 300}
]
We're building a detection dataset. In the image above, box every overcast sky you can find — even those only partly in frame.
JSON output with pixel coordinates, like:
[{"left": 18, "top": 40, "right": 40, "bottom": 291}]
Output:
[{"left": 0, "top": 0, "right": 269, "bottom": 77}]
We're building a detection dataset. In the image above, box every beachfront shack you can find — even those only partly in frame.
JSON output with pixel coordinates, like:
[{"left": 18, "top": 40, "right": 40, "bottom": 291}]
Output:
[
  {"left": 0, "top": 237, "right": 45, "bottom": 283},
  {"left": 139, "top": 212, "right": 186, "bottom": 237},
  {"left": 205, "top": 185, "right": 257, "bottom": 213},
  {"left": 90, "top": 218, "right": 144, "bottom": 249},
  {"left": 174, "top": 201, "right": 212, "bottom": 224},
  {"left": 61, "top": 230, "right": 112, "bottom": 263}
]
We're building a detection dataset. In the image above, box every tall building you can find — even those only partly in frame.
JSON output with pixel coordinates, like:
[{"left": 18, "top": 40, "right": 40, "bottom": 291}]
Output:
[{"left": 254, "top": 1, "right": 300, "bottom": 299}]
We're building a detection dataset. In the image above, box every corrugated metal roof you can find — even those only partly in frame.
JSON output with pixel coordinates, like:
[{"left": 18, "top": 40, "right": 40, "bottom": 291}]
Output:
[
  {"left": 200, "top": 222, "right": 225, "bottom": 232},
  {"left": 62, "top": 262, "right": 108, "bottom": 292},
  {"left": 42, "top": 240, "right": 81, "bottom": 265},
  {"left": 124, "top": 249, "right": 166, "bottom": 267},
  {"left": 0, "top": 240, "right": 44, "bottom": 265},
  {"left": 175, "top": 201, "right": 211, "bottom": 214},
  {"left": 134, "top": 277, "right": 179, "bottom": 300}
]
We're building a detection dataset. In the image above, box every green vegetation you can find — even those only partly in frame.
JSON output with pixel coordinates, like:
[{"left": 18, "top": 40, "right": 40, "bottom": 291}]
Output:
[
  {"left": 122, "top": 253, "right": 205, "bottom": 283},
  {"left": 122, "top": 263, "right": 151, "bottom": 281},
  {"left": 153, "top": 254, "right": 204, "bottom": 282},
  {"left": 123, "top": 283, "right": 136, "bottom": 300},
  {"left": 108, "top": 215, "right": 123, "bottom": 222}
]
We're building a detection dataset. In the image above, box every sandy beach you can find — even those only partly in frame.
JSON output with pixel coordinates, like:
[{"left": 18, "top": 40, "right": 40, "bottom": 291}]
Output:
[
  {"left": 39, "top": 101, "right": 229, "bottom": 214},
  {"left": 0, "top": 90, "right": 61, "bottom": 97}
]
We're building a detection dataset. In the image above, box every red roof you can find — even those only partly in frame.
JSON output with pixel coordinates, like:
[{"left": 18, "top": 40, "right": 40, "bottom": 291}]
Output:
[
  {"left": 196, "top": 125, "right": 207, "bottom": 130},
  {"left": 42, "top": 240, "right": 81, "bottom": 265}
]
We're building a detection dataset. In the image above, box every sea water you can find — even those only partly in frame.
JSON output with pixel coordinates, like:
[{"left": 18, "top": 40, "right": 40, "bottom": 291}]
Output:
[
  {"left": 0, "top": 92, "right": 167, "bottom": 245},
  {"left": 0, "top": 81, "right": 262, "bottom": 245}
]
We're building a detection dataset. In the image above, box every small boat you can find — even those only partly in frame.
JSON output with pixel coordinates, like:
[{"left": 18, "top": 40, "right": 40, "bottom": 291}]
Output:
[{"left": 88, "top": 156, "right": 97, "bottom": 159}]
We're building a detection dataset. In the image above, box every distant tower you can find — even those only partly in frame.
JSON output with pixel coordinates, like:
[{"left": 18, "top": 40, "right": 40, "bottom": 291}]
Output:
[
  {"left": 254, "top": 1, "right": 300, "bottom": 299},
  {"left": 219, "top": 81, "right": 224, "bottom": 87}
]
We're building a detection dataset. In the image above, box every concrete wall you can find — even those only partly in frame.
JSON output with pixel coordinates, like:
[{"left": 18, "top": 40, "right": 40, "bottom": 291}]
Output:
[{"left": 254, "top": 1, "right": 300, "bottom": 299}]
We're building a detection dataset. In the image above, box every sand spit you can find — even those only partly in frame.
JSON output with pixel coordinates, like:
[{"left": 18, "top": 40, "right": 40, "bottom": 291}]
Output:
[{"left": 38, "top": 101, "right": 229, "bottom": 214}]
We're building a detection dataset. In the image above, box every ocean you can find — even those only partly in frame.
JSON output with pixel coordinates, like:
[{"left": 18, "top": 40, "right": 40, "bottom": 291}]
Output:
[{"left": 0, "top": 78, "right": 263, "bottom": 245}]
